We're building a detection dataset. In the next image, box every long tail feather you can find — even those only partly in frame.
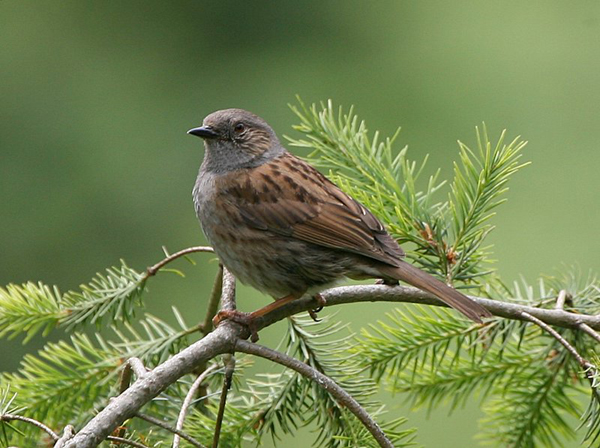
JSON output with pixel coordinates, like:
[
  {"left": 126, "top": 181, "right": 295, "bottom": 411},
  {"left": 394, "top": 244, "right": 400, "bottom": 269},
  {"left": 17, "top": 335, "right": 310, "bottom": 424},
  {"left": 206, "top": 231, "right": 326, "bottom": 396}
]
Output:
[{"left": 382, "top": 262, "right": 492, "bottom": 323}]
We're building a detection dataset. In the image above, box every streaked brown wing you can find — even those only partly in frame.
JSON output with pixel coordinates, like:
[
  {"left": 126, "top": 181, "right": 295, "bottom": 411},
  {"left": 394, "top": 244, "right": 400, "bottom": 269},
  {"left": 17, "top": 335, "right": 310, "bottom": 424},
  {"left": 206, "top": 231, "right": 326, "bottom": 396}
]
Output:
[{"left": 225, "top": 152, "right": 404, "bottom": 267}]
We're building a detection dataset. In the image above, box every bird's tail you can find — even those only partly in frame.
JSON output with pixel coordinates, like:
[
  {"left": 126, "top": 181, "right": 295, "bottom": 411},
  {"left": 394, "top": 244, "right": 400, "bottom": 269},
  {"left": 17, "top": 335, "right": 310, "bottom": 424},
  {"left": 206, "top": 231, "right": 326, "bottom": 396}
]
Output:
[{"left": 381, "top": 262, "right": 492, "bottom": 323}]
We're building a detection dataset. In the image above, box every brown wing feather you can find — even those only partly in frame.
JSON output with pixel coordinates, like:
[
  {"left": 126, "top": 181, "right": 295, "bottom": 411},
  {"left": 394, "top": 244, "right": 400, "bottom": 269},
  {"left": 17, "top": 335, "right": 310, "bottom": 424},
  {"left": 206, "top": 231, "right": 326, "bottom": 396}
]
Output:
[{"left": 222, "top": 152, "right": 404, "bottom": 267}]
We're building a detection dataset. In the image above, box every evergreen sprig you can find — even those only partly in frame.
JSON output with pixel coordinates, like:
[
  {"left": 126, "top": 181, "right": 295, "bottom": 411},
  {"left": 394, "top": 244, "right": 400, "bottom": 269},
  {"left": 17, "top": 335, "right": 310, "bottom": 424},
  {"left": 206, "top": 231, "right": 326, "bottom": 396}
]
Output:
[
  {"left": 0, "top": 308, "right": 208, "bottom": 446},
  {"left": 356, "top": 307, "right": 481, "bottom": 385},
  {"left": 447, "top": 128, "right": 528, "bottom": 282},
  {"left": 60, "top": 261, "right": 147, "bottom": 328},
  {"left": 355, "top": 271, "right": 600, "bottom": 446},
  {"left": 480, "top": 359, "right": 582, "bottom": 447},
  {"left": 0, "top": 282, "right": 64, "bottom": 342},
  {"left": 0, "top": 386, "right": 27, "bottom": 445},
  {"left": 0, "top": 333, "right": 118, "bottom": 440},
  {"left": 0, "top": 261, "right": 147, "bottom": 342}
]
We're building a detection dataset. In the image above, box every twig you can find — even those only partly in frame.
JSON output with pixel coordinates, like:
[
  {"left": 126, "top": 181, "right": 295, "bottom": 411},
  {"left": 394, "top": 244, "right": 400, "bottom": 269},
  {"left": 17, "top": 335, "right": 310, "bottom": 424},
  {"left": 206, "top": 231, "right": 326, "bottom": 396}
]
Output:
[
  {"left": 127, "top": 357, "right": 148, "bottom": 378},
  {"left": 521, "top": 310, "right": 600, "bottom": 427},
  {"left": 0, "top": 414, "right": 59, "bottom": 441},
  {"left": 172, "top": 365, "right": 219, "bottom": 448},
  {"left": 212, "top": 354, "right": 235, "bottom": 448},
  {"left": 137, "top": 412, "right": 206, "bottom": 448},
  {"left": 146, "top": 246, "right": 214, "bottom": 277},
  {"left": 202, "top": 265, "right": 224, "bottom": 336},
  {"left": 54, "top": 425, "right": 75, "bottom": 448},
  {"left": 521, "top": 311, "right": 592, "bottom": 369},
  {"left": 119, "top": 357, "right": 148, "bottom": 394},
  {"left": 106, "top": 436, "right": 150, "bottom": 448},
  {"left": 188, "top": 266, "right": 224, "bottom": 412},
  {"left": 580, "top": 323, "right": 600, "bottom": 345},
  {"left": 234, "top": 339, "right": 394, "bottom": 448},
  {"left": 555, "top": 289, "right": 567, "bottom": 310}
]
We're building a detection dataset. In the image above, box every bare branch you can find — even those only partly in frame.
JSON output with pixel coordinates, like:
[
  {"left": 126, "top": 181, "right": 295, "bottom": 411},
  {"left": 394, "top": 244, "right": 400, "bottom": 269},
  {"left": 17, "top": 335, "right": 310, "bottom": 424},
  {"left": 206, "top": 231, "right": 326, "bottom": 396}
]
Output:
[
  {"left": 250, "top": 284, "right": 600, "bottom": 333},
  {"left": 521, "top": 311, "right": 592, "bottom": 369},
  {"left": 119, "top": 357, "right": 148, "bottom": 394},
  {"left": 0, "top": 414, "right": 59, "bottom": 441},
  {"left": 555, "top": 289, "right": 568, "bottom": 310},
  {"left": 212, "top": 354, "right": 235, "bottom": 448},
  {"left": 580, "top": 323, "right": 600, "bottom": 345},
  {"left": 127, "top": 357, "right": 148, "bottom": 378},
  {"left": 234, "top": 339, "right": 394, "bottom": 448},
  {"left": 172, "top": 364, "right": 219, "bottom": 448},
  {"left": 146, "top": 246, "right": 214, "bottom": 277}
]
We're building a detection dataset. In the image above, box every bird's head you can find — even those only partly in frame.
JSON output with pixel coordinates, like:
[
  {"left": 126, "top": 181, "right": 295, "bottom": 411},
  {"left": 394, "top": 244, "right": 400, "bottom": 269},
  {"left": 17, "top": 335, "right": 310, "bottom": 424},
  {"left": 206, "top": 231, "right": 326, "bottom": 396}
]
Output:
[{"left": 188, "top": 109, "right": 283, "bottom": 173}]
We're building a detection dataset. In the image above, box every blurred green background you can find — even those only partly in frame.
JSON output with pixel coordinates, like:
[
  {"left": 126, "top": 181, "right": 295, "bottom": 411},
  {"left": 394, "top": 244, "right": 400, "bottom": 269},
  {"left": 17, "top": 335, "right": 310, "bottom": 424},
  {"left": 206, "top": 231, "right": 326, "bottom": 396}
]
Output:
[{"left": 1, "top": 1, "right": 599, "bottom": 446}]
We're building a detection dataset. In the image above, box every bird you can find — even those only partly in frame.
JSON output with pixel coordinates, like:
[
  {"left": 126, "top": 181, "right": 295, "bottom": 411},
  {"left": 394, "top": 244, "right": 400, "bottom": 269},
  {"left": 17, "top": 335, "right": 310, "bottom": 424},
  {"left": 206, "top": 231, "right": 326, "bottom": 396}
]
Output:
[{"left": 188, "top": 108, "right": 491, "bottom": 340}]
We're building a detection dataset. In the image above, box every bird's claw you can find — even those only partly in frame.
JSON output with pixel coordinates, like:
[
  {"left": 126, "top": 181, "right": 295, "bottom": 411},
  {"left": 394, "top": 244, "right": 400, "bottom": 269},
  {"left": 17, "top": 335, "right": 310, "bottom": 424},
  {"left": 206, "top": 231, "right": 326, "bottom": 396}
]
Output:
[
  {"left": 213, "top": 310, "right": 260, "bottom": 342},
  {"left": 308, "top": 294, "right": 327, "bottom": 322}
]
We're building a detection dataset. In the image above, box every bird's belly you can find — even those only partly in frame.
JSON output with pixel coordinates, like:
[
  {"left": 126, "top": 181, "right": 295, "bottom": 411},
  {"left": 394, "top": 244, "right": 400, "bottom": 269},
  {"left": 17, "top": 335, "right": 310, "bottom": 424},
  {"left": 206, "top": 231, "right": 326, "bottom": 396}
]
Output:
[{"left": 203, "top": 221, "right": 349, "bottom": 298}]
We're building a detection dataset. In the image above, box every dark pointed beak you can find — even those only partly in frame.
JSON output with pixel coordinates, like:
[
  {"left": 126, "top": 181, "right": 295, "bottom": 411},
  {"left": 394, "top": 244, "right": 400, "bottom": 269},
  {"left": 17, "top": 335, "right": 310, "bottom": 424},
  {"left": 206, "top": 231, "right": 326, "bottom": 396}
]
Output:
[{"left": 187, "top": 126, "right": 219, "bottom": 139}]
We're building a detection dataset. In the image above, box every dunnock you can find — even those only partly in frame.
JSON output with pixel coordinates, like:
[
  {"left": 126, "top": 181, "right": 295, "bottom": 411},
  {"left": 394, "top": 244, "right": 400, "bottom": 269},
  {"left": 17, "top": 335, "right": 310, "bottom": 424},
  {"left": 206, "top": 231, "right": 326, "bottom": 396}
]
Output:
[{"left": 189, "top": 109, "right": 491, "bottom": 340}]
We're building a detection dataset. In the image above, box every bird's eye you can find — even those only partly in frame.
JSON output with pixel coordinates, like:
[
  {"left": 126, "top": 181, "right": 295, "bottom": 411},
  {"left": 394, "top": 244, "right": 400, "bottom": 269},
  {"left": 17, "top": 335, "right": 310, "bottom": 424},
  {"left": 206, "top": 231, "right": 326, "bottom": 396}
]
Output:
[{"left": 233, "top": 123, "right": 246, "bottom": 134}]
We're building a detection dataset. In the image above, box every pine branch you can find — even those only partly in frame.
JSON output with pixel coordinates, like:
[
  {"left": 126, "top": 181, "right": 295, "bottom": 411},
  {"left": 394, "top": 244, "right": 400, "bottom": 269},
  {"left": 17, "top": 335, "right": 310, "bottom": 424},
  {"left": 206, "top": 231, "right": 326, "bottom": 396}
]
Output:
[
  {"left": 480, "top": 361, "right": 581, "bottom": 447},
  {"left": 60, "top": 261, "right": 147, "bottom": 328},
  {"left": 255, "top": 316, "right": 378, "bottom": 447},
  {"left": 0, "top": 262, "right": 145, "bottom": 342},
  {"left": 0, "top": 247, "right": 215, "bottom": 342},
  {"left": 1, "top": 333, "right": 118, "bottom": 427},
  {"left": 160, "top": 316, "right": 416, "bottom": 448},
  {"left": 447, "top": 127, "right": 529, "bottom": 281},
  {"left": 0, "top": 282, "right": 64, "bottom": 343},
  {"left": 287, "top": 99, "right": 443, "bottom": 254},
  {"left": 356, "top": 307, "right": 482, "bottom": 383}
]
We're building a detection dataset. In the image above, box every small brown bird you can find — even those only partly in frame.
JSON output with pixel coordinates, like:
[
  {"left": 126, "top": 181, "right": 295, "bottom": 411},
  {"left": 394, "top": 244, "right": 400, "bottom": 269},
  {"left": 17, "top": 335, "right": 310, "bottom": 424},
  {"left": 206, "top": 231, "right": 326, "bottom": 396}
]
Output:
[{"left": 189, "top": 109, "right": 491, "bottom": 339}]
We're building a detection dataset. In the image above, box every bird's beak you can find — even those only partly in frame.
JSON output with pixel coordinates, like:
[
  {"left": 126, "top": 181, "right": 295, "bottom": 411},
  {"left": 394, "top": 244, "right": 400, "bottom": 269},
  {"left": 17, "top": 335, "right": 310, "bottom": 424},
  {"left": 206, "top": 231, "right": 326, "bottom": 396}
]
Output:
[{"left": 187, "top": 126, "right": 219, "bottom": 139}]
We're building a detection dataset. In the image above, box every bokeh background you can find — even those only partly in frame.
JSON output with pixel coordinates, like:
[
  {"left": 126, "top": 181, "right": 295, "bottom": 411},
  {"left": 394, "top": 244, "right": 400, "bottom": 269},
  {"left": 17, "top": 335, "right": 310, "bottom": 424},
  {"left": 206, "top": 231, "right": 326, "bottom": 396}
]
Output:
[{"left": 2, "top": 1, "right": 600, "bottom": 446}]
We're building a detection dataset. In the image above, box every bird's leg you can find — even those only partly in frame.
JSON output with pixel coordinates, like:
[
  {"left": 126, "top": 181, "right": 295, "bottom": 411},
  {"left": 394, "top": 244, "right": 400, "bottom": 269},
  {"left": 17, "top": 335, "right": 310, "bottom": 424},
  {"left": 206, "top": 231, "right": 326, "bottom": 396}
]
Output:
[
  {"left": 308, "top": 293, "right": 326, "bottom": 322},
  {"left": 250, "top": 292, "right": 304, "bottom": 318},
  {"left": 212, "top": 292, "right": 304, "bottom": 342}
]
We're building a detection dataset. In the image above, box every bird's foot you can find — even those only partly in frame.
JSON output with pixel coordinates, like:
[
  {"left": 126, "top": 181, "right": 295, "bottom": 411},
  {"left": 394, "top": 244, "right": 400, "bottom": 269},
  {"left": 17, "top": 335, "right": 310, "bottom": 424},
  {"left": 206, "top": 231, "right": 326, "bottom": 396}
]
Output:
[
  {"left": 213, "top": 310, "right": 260, "bottom": 342},
  {"left": 308, "top": 293, "right": 326, "bottom": 322}
]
